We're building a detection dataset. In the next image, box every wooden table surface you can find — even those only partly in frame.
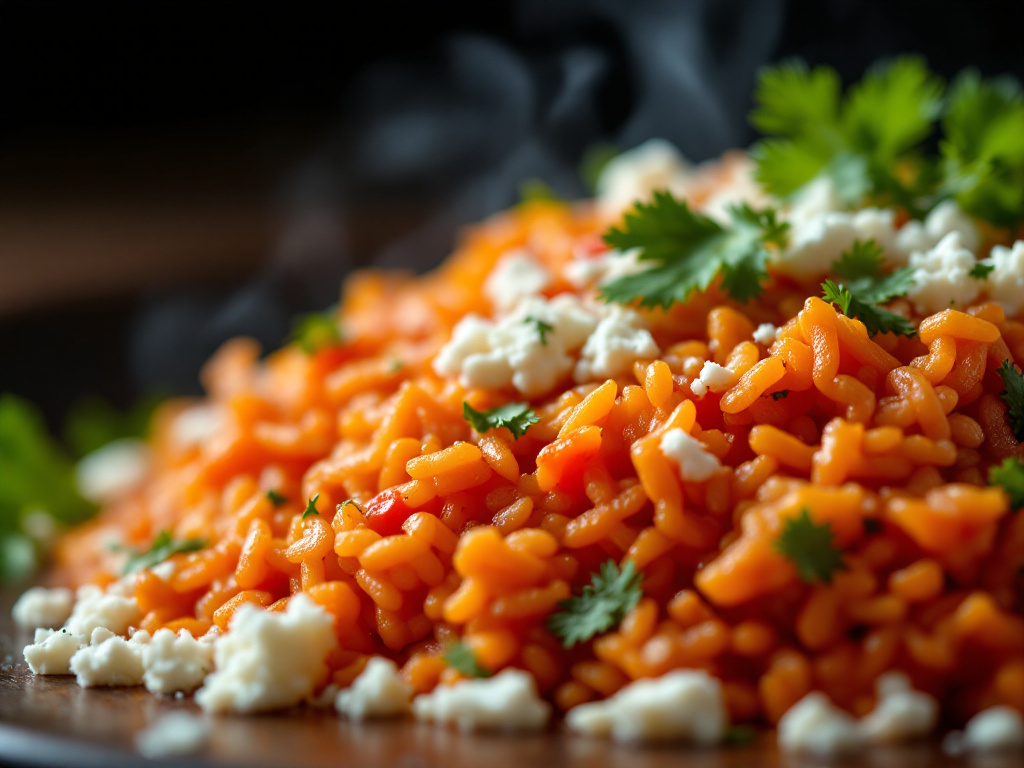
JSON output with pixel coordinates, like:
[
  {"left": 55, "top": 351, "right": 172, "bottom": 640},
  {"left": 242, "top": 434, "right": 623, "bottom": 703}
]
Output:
[{"left": 0, "top": 587, "right": 1016, "bottom": 768}]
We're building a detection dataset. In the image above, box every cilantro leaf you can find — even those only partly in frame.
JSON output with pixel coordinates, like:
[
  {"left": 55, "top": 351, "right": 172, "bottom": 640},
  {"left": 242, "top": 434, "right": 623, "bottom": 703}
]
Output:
[
  {"left": 523, "top": 316, "right": 554, "bottom": 345},
  {"left": 599, "top": 193, "right": 788, "bottom": 308},
  {"left": 969, "top": 262, "right": 995, "bottom": 279},
  {"left": 941, "top": 70, "right": 1024, "bottom": 228},
  {"left": 266, "top": 490, "right": 288, "bottom": 507},
  {"left": 771, "top": 390, "right": 790, "bottom": 401},
  {"left": 442, "top": 641, "right": 491, "bottom": 678},
  {"left": 290, "top": 309, "right": 341, "bottom": 355},
  {"left": 752, "top": 57, "right": 942, "bottom": 213},
  {"left": 547, "top": 560, "right": 644, "bottom": 648},
  {"left": 989, "top": 458, "right": 1024, "bottom": 510},
  {"left": 463, "top": 402, "right": 538, "bottom": 440},
  {"left": 774, "top": 508, "right": 846, "bottom": 585},
  {"left": 821, "top": 240, "right": 916, "bottom": 337},
  {"left": 996, "top": 360, "right": 1024, "bottom": 440},
  {"left": 302, "top": 494, "right": 321, "bottom": 519},
  {"left": 123, "top": 530, "right": 207, "bottom": 574}
]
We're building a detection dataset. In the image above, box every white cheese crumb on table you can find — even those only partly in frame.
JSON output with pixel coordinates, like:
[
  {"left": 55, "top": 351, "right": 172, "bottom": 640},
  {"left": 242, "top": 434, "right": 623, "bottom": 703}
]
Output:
[
  {"left": 12, "top": 586, "right": 73, "bottom": 629},
  {"left": 69, "top": 630, "right": 146, "bottom": 687},
  {"left": 660, "top": 428, "right": 722, "bottom": 482},
  {"left": 484, "top": 249, "right": 552, "bottom": 312},
  {"left": 194, "top": 594, "right": 336, "bottom": 714},
  {"left": 963, "top": 706, "right": 1024, "bottom": 752},
  {"left": 64, "top": 584, "right": 141, "bottom": 636},
  {"left": 135, "top": 711, "right": 210, "bottom": 759},
  {"left": 335, "top": 658, "right": 413, "bottom": 720},
  {"left": 141, "top": 628, "right": 215, "bottom": 695},
  {"left": 777, "top": 692, "right": 862, "bottom": 756},
  {"left": 565, "top": 670, "right": 727, "bottom": 744},
  {"left": 412, "top": 669, "right": 551, "bottom": 733},
  {"left": 23, "top": 628, "right": 87, "bottom": 675},
  {"left": 859, "top": 672, "right": 938, "bottom": 744}
]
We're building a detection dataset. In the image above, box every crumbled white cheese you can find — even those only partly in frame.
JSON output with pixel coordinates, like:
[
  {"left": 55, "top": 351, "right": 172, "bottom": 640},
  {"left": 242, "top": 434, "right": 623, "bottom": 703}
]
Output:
[
  {"left": 859, "top": 672, "right": 938, "bottom": 744},
  {"left": 982, "top": 240, "right": 1024, "bottom": 317},
  {"left": 171, "top": 404, "right": 226, "bottom": 450},
  {"left": 700, "top": 158, "right": 769, "bottom": 224},
  {"left": 961, "top": 706, "right": 1024, "bottom": 752},
  {"left": 433, "top": 295, "right": 596, "bottom": 398},
  {"left": 64, "top": 584, "right": 142, "bottom": 636},
  {"left": 335, "top": 658, "right": 413, "bottom": 721},
  {"left": 752, "top": 323, "right": 780, "bottom": 346},
  {"left": 12, "top": 586, "right": 74, "bottom": 629},
  {"left": 564, "top": 670, "right": 727, "bottom": 744},
  {"left": 777, "top": 692, "right": 862, "bottom": 756},
  {"left": 574, "top": 306, "right": 660, "bottom": 382},
  {"left": 194, "top": 595, "right": 336, "bottom": 714},
  {"left": 75, "top": 438, "right": 151, "bottom": 505},
  {"left": 23, "top": 628, "right": 87, "bottom": 675},
  {"left": 775, "top": 208, "right": 898, "bottom": 280},
  {"left": 412, "top": 669, "right": 551, "bottom": 733},
  {"left": 894, "top": 200, "right": 980, "bottom": 263},
  {"left": 660, "top": 428, "right": 722, "bottom": 482},
  {"left": 135, "top": 712, "right": 210, "bottom": 759},
  {"left": 596, "top": 139, "right": 690, "bottom": 218},
  {"left": 484, "top": 249, "right": 552, "bottom": 312},
  {"left": 905, "top": 232, "right": 981, "bottom": 313},
  {"left": 141, "top": 628, "right": 215, "bottom": 695},
  {"left": 689, "top": 361, "right": 734, "bottom": 398},
  {"left": 70, "top": 632, "right": 145, "bottom": 688},
  {"left": 564, "top": 248, "right": 648, "bottom": 290},
  {"left": 788, "top": 176, "right": 844, "bottom": 224}
]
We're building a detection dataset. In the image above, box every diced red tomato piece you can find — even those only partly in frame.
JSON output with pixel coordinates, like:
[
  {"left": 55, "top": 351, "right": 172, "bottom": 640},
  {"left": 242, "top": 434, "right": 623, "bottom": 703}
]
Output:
[{"left": 363, "top": 488, "right": 414, "bottom": 536}]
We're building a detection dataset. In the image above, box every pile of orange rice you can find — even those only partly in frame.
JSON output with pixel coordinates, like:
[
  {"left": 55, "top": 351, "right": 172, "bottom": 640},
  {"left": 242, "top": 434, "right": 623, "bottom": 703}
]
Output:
[{"left": 51, "top": 150, "right": 1024, "bottom": 739}]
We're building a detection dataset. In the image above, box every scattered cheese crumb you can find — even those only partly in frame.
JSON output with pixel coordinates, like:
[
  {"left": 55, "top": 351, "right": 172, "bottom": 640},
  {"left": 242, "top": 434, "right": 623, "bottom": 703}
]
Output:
[
  {"left": 894, "top": 200, "right": 980, "bottom": 262},
  {"left": 574, "top": 306, "right": 660, "bottom": 382},
  {"left": 982, "top": 240, "right": 1024, "bottom": 317},
  {"left": 69, "top": 633, "right": 145, "bottom": 688},
  {"left": 412, "top": 669, "right": 551, "bottom": 733},
  {"left": 335, "top": 658, "right": 413, "bottom": 721},
  {"left": 141, "top": 628, "right": 215, "bottom": 695},
  {"left": 74, "top": 438, "right": 151, "bottom": 505},
  {"left": 23, "top": 628, "right": 86, "bottom": 675},
  {"left": 194, "top": 595, "right": 336, "bottom": 714},
  {"left": 484, "top": 249, "right": 552, "bottom": 312},
  {"left": 859, "top": 672, "right": 938, "bottom": 745},
  {"left": 689, "top": 361, "right": 734, "bottom": 397},
  {"left": 64, "top": 585, "right": 142, "bottom": 637},
  {"left": 660, "top": 428, "right": 722, "bottom": 482},
  {"left": 752, "top": 323, "right": 780, "bottom": 346},
  {"left": 962, "top": 706, "right": 1024, "bottom": 752},
  {"left": 565, "top": 670, "right": 727, "bottom": 744},
  {"left": 564, "top": 248, "right": 647, "bottom": 290},
  {"left": 12, "top": 586, "right": 73, "bottom": 629},
  {"left": 171, "top": 404, "right": 226, "bottom": 450},
  {"left": 775, "top": 208, "right": 898, "bottom": 280},
  {"left": 135, "top": 712, "right": 210, "bottom": 759},
  {"left": 777, "top": 692, "right": 862, "bottom": 756},
  {"left": 905, "top": 232, "right": 981, "bottom": 313},
  {"left": 596, "top": 139, "right": 690, "bottom": 218}
]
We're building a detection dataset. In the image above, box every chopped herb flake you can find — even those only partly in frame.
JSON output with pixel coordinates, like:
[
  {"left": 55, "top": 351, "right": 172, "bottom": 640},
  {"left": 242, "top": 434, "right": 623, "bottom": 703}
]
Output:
[
  {"left": 302, "top": 494, "right": 321, "bottom": 519},
  {"left": 290, "top": 310, "right": 341, "bottom": 355},
  {"left": 969, "top": 262, "right": 995, "bottom": 279},
  {"left": 266, "top": 490, "right": 288, "bottom": 507},
  {"left": 523, "top": 316, "right": 555, "bottom": 345},
  {"left": 771, "top": 390, "right": 790, "bottom": 401},
  {"left": 547, "top": 560, "right": 644, "bottom": 648},
  {"left": 774, "top": 508, "right": 847, "bottom": 585},
  {"left": 123, "top": 530, "right": 206, "bottom": 575},
  {"left": 996, "top": 360, "right": 1024, "bottom": 440},
  {"left": 989, "top": 457, "right": 1024, "bottom": 510},
  {"left": 442, "top": 641, "right": 491, "bottom": 678},
  {"left": 463, "top": 402, "right": 539, "bottom": 440}
]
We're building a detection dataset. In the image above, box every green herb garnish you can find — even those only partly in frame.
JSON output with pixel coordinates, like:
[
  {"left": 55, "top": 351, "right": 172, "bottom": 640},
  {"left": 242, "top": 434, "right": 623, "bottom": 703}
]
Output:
[
  {"left": 463, "top": 402, "right": 539, "bottom": 440},
  {"left": 523, "top": 316, "right": 555, "bottom": 345},
  {"left": 771, "top": 390, "right": 790, "bottom": 401},
  {"left": 996, "top": 360, "right": 1024, "bottom": 440},
  {"left": 989, "top": 458, "right": 1024, "bottom": 510},
  {"left": 774, "top": 508, "right": 846, "bottom": 585},
  {"left": 122, "top": 530, "right": 206, "bottom": 575},
  {"left": 968, "top": 262, "right": 995, "bottom": 279},
  {"left": 599, "top": 193, "right": 788, "bottom": 308},
  {"left": 290, "top": 310, "right": 341, "bottom": 355},
  {"left": 547, "top": 560, "right": 644, "bottom": 648},
  {"left": 266, "top": 490, "right": 288, "bottom": 507},
  {"left": 302, "top": 494, "right": 321, "bottom": 520},
  {"left": 442, "top": 641, "right": 491, "bottom": 679},
  {"left": 821, "top": 240, "right": 916, "bottom": 337}
]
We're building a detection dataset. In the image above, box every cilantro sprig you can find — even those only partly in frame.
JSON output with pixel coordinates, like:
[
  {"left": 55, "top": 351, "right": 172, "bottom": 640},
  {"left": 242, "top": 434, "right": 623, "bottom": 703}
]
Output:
[
  {"left": 547, "top": 560, "right": 644, "bottom": 648},
  {"left": 266, "top": 490, "right": 288, "bottom": 507},
  {"left": 774, "top": 509, "right": 846, "bottom": 585},
  {"left": 122, "top": 530, "right": 207, "bottom": 575},
  {"left": 989, "top": 458, "right": 1024, "bottom": 510},
  {"left": 442, "top": 641, "right": 491, "bottom": 678},
  {"left": 996, "top": 361, "right": 1024, "bottom": 441},
  {"left": 463, "top": 402, "right": 538, "bottom": 440},
  {"left": 821, "top": 240, "right": 916, "bottom": 337},
  {"left": 751, "top": 58, "right": 1024, "bottom": 228},
  {"left": 599, "top": 193, "right": 788, "bottom": 308}
]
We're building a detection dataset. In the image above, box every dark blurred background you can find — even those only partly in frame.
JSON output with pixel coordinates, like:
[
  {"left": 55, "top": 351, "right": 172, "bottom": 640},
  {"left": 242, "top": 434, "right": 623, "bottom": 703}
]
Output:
[{"left": 1, "top": 0, "right": 1023, "bottom": 425}]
